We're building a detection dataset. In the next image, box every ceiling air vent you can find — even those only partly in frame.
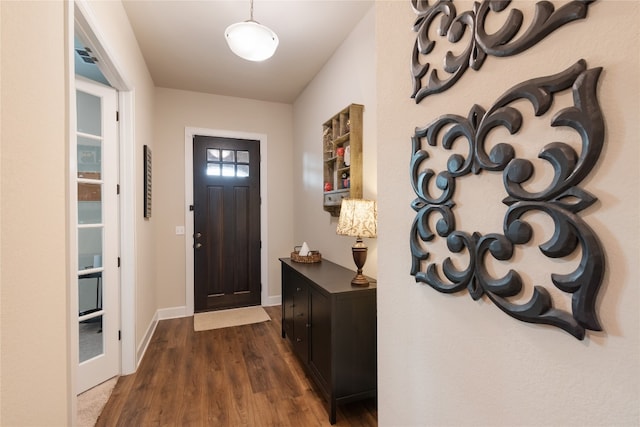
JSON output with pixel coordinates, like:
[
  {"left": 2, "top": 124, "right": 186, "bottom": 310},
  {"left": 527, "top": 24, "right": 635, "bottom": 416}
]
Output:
[{"left": 75, "top": 48, "right": 98, "bottom": 64}]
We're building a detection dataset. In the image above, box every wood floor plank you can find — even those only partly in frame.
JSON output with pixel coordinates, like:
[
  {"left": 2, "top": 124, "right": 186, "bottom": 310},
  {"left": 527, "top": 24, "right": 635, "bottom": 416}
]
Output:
[{"left": 96, "top": 305, "right": 377, "bottom": 426}]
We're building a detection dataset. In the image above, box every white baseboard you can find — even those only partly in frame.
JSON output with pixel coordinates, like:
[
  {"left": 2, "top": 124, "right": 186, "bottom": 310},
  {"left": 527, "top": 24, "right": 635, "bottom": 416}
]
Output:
[
  {"left": 264, "top": 295, "right": 282, "bottom": 306},
  {"left": 157, "top": 305, "right": 189, "bottom": 320},
  {"left": 135, "top": 306, "right": 189, "bottom": 369},
  {"left": 136, "top": 311, "right": 158, "bottom": 369}
]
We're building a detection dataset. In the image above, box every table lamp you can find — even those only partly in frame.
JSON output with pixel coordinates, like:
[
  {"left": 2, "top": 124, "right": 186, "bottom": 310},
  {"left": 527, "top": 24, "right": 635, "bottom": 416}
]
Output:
[{"left": 336, "top": 199, "right": 377, "bottom": 286}]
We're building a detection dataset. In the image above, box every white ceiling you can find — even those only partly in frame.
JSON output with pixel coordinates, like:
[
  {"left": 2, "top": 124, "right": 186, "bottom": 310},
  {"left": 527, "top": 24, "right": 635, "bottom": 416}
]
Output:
[{"left": 121, "top": 0, "right": 374, "bottom": 104}]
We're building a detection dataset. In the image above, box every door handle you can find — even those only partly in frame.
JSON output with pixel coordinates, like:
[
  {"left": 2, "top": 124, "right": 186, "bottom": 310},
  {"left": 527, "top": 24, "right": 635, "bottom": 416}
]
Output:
[{"left": 194, "top": 243, "right": 202, "bottom": 249}]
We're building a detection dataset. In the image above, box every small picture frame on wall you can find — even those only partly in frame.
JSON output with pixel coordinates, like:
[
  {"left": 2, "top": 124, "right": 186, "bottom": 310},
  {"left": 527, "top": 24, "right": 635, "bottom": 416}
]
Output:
[{"left": 143, "top": 145, "right": 152, "bottom": 218}]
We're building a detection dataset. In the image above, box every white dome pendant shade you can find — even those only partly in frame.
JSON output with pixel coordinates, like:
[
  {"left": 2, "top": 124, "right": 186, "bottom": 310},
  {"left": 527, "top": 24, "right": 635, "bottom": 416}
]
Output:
[
  {"left": 225, "top": 21, "right": 279, "bottom": 62},
  {"left": 224, "top": 0, "right": 279, "bottom": 62}
]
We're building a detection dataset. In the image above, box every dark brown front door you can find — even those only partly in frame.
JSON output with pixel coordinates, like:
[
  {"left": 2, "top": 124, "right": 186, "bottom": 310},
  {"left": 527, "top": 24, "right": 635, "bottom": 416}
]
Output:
[{"left": 193, "top": 135, "right": 261, "bottom": 312}]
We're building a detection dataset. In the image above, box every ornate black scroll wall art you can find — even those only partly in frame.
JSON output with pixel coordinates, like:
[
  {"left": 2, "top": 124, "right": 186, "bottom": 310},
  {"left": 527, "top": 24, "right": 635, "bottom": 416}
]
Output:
[
  {"left": 411, "top": 0, "right": 596, "bottom": 103},
  {"left": 409, "top": 60, "right": 606, "bottom": 340}
]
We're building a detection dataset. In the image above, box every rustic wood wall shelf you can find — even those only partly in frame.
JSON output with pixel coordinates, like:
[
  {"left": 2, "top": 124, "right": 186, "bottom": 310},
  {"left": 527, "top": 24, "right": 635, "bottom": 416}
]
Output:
[{"left": 323, "top": 104, "right": 363, "bottom": 216}]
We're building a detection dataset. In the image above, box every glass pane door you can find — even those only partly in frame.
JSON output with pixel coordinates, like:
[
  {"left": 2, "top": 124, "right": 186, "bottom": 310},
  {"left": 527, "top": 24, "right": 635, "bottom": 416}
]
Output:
[
  {"left": 75, "top": 77, "right": 119, "bottom": 393},
  {"left": 77, "top": 89, "right": 105, "bottom": 363}
]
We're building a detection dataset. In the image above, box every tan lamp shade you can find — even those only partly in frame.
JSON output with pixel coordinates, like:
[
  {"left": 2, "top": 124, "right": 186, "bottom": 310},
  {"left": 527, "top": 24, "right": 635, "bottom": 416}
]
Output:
[
  {"left": 336, "top": 199, "right": 377, "bottom": 286},
  {"left": 336, "top": 199, "right": 377, "bottom": 239}
]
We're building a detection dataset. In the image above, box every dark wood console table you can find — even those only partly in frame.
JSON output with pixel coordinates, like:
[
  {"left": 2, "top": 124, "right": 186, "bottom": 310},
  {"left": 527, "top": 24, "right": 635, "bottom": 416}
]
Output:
[{"left": 279, "top": 258, "right": 377, "bottom": 424}]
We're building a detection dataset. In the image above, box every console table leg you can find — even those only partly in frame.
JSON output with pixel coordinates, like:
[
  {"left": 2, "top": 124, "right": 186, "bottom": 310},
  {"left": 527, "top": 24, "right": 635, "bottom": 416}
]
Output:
[
  {"left": 330, "top": 398, "right": 337, "bottom": 424},
  {"left": 281, "top": 312, "right": 285, "bottom": 338}
]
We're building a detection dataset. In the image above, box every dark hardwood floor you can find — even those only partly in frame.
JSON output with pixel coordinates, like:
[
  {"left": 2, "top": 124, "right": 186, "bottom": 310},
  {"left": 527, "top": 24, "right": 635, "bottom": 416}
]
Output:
[{"left": 96, "top": 305, "right": 377, "bottom": 426}]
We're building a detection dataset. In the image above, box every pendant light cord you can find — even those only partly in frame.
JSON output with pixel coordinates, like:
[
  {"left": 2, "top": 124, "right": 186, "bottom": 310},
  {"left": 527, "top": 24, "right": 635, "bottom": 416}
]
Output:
[{"left": 249, "top": 0, "right": 254, "bottom": 21}]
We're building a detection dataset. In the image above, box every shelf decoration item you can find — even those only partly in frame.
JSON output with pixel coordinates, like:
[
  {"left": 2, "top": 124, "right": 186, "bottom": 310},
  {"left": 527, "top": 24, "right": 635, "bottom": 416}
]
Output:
[
  {"left": 323, "top": 104, "right": 363, "bottom": 216},
  {"left": 337, "top": 199, "right": 377, "bottom": 286},
  {"left": 409, "top": 60, "right": 606, "bottom": 340}
]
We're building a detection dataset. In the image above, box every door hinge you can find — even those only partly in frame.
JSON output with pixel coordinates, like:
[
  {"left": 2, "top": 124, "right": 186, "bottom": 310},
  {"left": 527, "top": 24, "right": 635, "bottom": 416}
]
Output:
[
  {"left": 259, "top": 241, "right": 262, "bottom": 249},
  {"left": 116, "top": 184, "right": 120, "bottom": 195},
  {"left": 116, "top": 111, "right": 119, "bottom": 122},
  {"left": 189, "top": 205, "right": 194, "bottom": 211},
  {"left": 117, "top": 257, "right": 121, "bottom": 267},
  {"left": 118, "top": 330, "right": 121, "bottom": 341}
]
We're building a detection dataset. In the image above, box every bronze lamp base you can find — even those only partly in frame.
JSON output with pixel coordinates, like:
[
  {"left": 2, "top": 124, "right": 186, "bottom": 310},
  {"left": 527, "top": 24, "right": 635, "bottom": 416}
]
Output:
[{"left": 351, "top": 239, "right": 369, "bottom": 287}]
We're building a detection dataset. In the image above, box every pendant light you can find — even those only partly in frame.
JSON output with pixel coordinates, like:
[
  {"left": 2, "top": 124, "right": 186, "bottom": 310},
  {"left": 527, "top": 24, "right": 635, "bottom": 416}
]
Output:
[{"left": 224, "top": 0, "right": 279, "bottom": 62}]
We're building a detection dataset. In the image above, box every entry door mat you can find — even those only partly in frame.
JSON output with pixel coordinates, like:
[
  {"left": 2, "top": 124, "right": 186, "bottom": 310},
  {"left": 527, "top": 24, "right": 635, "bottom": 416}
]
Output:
[{"left": 193, "top": 306, "right": 271, "bottom": 332}]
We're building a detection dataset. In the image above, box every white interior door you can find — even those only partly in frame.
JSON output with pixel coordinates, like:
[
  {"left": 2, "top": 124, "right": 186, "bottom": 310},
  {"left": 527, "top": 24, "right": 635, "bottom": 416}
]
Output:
[{"left": 75, "top": 77, "right": 120, "bottom": 393}]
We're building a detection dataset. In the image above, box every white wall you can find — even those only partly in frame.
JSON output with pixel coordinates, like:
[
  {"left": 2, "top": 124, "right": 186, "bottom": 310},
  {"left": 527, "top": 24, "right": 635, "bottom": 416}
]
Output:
[
  {"left": 0, "top": 5, "right": 3, "bottom": 422},
  {"left": 153, "top": 88, "right": 294, "bottom": 308},
  {"left": 293, "top": 5, "right": 377, "bottom": 276},
  {"left": 376, "top": 1, "right": 639, "bottom": 425},
  {"left": 0, "top": 1, "right": 69, "bottom": 424},
  {"left": 0, "top": 0, "right": 156, "bottom": 423}
]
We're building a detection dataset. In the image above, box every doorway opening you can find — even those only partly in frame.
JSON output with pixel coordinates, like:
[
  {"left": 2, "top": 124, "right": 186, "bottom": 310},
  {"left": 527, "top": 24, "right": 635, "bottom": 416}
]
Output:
[{"left": 71, "top": 0, "right": 136, "bottom": 403}]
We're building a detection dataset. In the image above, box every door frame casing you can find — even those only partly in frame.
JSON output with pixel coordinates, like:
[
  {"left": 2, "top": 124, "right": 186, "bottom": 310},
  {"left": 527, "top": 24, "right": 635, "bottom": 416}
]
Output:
[
  {"left": 70, "top": 0, "right": 137, "bottom": 403},
  {"left": 184, "top": 127, "right": 268, "bottom": 315}
]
